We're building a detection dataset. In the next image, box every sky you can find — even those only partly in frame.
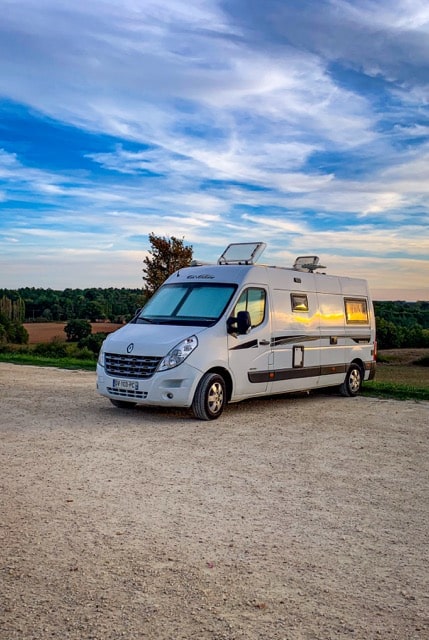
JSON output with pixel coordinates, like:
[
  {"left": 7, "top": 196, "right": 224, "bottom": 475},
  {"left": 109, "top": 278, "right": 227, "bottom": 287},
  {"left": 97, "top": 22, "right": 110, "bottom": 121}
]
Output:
[{"left": 1, "top": 0, "right": 429, "bottom": 300}]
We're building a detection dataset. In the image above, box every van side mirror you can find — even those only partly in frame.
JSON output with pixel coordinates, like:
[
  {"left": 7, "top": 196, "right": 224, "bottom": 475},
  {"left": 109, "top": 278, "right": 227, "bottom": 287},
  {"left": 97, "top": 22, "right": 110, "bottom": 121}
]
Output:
[{"left": 227, "top": 310, "right": 251, "bottom": 335}]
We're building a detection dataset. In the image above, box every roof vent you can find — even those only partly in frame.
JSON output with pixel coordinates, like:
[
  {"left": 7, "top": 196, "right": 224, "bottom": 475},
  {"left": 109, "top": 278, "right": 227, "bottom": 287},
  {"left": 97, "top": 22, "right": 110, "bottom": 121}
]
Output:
[
  {"left": 293, "top": 256, "right": 326, "bottom": 273},
  {"left": 218, "top": 242, "right": 267, "bottom": 265}
]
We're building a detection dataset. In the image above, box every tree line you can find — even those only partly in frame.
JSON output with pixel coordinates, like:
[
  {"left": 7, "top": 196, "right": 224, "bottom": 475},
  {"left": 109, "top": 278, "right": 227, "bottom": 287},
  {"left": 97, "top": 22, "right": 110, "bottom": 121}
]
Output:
[
  {"left": 0, "top": 288, "right": 146, "bottom": 324},
  {"left": 1, "top": 290, "right": 428, "bottom": 350},
  {"left": 374, "top": 300, "right": 429, "bottom": 349},
  {"left": 1, "top": 233, "right": 428, "bottom": 349},
  {"left": 0, "top": 234, "right": 194, "bottom": 345}
]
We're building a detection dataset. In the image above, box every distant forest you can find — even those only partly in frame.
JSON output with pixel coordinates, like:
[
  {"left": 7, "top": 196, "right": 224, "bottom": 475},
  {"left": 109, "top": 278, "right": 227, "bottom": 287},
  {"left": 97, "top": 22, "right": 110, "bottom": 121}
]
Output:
[
  {"left": 373, "top": 300, "right": 429, "bottom": 349},
  {"left": 1, "top": 288, "right": 429, "bottom": 349},
  {"left": 0, "top": 287, "right": 146, "bottom": 324}
]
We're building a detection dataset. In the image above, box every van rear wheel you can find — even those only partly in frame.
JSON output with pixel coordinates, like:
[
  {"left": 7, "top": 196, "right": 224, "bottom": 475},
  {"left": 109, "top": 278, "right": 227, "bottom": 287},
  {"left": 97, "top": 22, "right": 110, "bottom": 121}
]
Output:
[
  {"left": 192, "top": 373, "right": 226, "bottom": 420},
  {"left": 339, "top": 364, "right": 362, "bottom": 397}
]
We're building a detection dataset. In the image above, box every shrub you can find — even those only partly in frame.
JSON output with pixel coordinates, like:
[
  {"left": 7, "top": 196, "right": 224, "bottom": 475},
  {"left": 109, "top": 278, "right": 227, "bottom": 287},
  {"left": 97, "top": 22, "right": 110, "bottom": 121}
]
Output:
[
  {"left": 78, "top": 332, "right": 107, "bottom": 355},
  {"left": 67, "top": 344, "right": 97, "bottom": 360},
  {"left": 64, "top": 319, "right": 92, "bottom": 342},
  {"left": 33, "top": 338, "right": 68, "bottom": 358}
]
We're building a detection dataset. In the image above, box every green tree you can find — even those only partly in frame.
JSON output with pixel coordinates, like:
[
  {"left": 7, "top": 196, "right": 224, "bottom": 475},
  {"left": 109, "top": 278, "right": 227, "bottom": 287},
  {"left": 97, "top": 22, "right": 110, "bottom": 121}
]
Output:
[
  {"left": 143, "top": 233, "right": 193, "bottom": 297},
  {"left": 64, "top": 319, "right": 92, "bottom": 342},
  {"left": 0, "top": 308, "right": 28, "bottom": 344}
]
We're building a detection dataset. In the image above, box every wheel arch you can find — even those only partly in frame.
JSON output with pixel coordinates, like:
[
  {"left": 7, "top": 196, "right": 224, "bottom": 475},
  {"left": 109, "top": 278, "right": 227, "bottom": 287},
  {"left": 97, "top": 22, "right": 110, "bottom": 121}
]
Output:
[
  {"left": 204, "top": 366, "right": 233, "bottom": 403},
  {"left": 350, "top": 357, "right": 365, "bottom": 377}
]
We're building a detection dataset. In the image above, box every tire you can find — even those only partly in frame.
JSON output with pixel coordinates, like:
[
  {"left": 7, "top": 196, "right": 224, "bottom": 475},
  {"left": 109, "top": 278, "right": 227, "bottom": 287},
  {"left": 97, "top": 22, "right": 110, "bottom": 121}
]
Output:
[
  {"left": 192, "top": 373, "right": 226, "bottom": 420},
  {"left": 339, "top": 364, "right": 362, "bottom": 397},
  {"left": 110, "top": 399, "right": 137, "bottom": 409}
]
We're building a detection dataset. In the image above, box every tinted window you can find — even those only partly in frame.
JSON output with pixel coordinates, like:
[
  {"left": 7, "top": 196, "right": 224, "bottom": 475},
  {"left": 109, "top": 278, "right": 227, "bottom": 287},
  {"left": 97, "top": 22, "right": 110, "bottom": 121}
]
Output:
[
  {"left": 291, "top": 293, "right": 309, "bottom": 312},
  {"left": 233, "top": 288, "right": 266, "bottom": 327},
  {"left": 138, "top": 283, "right": 236, "bottom": 326},
  {"left": 345, "top": 298, "right": 369, "bottom": 324}
]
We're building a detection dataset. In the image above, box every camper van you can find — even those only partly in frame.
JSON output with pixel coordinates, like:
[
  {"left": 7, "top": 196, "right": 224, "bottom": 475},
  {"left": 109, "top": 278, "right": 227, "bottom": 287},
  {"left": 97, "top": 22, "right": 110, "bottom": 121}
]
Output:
[{"left": 97, "top": 242, "right": 376, "bottom": 420}]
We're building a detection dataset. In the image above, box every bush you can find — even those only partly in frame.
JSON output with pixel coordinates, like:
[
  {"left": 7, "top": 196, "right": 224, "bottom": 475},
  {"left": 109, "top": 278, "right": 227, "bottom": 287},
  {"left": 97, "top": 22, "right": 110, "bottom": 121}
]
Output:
[
  {"left": 0, "top": 318, "right": 29, "bottom": 344},
  {"left": 0, "top": 343, "right": 16, "bottom": 354},
  {"left": 78, "top": 332, "right": 107, "bottom": 355},
  {"left": 10, "top": 323, "right": 29, "bottom": 344},
  {"left": 64, "top": 319, "right": 92, "bottom": 342},
  {"left": 66, "top": 344, "right": 97, "bottom": 360},
  {"left": 33, "top": 338, "right": 68, "bottom": 358}
]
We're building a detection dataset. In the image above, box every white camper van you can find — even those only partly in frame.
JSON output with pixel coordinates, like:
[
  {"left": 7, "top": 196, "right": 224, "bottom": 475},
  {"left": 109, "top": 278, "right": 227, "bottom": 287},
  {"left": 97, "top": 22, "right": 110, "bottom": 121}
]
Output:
[{"left": 97, "top": 242, "right": 376, "bottom": 420}]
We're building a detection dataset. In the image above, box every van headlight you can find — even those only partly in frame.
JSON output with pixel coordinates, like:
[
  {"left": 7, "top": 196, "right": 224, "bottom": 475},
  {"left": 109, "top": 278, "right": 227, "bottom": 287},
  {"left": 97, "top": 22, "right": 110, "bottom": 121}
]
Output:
[
  {"left": 97, "top": 346, "right": 105, "bottom": 367},
  {"left": 158, "top": 335, "right": 198, "bottom": 371}
]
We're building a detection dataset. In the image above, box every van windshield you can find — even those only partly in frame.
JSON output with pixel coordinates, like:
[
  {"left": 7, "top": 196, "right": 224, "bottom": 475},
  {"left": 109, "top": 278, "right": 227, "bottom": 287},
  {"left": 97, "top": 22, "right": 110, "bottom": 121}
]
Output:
[{"left": 135, "top": 283, "right": 237, "bottom": 326}]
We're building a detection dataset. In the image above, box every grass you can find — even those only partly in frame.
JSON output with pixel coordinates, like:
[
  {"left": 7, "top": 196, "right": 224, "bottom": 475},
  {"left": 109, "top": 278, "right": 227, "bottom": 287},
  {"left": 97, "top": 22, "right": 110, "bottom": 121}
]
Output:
[
  {"left": 362, "top": 350, "right": 429, "bottom": 401},
  {"left": 363, "top": 380, "right": 429, "bottom": 401},
  {"left": 0, "top": 352, "right": 96, "bottom": 371}
]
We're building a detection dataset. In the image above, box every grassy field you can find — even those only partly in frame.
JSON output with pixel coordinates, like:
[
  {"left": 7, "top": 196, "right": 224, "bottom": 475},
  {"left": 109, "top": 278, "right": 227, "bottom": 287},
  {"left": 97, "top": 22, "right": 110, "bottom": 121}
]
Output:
[{"left": 363, "top": 348, "right": 429, "bottom": 401}]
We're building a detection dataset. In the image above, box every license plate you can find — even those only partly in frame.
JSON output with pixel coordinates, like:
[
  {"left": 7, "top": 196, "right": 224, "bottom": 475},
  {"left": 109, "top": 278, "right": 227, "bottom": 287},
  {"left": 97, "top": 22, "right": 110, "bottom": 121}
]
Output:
[{"left": 113, "top": 379, "right": 138, "bottom": 391}]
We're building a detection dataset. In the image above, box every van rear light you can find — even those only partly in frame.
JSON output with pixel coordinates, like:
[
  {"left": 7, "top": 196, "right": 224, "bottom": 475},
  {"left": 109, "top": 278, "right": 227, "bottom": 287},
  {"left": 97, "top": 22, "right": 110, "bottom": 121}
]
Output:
[{"left": 373, "top": 340, "right": 377, "bottom": 360}]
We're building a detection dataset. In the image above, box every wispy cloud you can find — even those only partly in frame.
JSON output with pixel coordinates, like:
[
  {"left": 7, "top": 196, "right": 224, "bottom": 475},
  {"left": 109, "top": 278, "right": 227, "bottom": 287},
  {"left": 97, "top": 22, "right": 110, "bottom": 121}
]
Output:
[{"left": 0, "top": 0, "right": 428, "bottom": 298}]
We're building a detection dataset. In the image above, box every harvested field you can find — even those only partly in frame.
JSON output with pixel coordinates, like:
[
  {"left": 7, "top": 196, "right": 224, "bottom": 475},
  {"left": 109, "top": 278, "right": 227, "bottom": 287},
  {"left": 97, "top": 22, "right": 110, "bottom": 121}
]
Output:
[{"left": 23, "top": 322, "right": 123, "bottom": 344}]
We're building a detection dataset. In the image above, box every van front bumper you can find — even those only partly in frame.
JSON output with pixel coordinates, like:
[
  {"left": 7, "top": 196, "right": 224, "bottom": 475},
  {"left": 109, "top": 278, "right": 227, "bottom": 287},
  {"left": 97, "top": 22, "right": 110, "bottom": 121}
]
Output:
[{"left": 96, "top": 362, "right": 201, "bottom": 408}]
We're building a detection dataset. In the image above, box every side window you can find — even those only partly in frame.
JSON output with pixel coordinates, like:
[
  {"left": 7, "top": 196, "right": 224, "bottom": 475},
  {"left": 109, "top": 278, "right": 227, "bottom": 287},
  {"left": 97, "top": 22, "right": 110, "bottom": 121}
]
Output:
[
  {"left": 234, "top": 288, "right": 266, "bottom": 327},
  {"left": 344, "top": 298, "right": 369, "bottom": 324},
  {"left": 291, "top": 293, "right": 309, "bottom": 312}
]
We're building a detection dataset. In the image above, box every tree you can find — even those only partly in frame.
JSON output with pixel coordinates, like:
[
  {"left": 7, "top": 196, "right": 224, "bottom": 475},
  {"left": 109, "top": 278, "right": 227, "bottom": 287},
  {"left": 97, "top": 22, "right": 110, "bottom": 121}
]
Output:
[
  {"left": 64, "top": 319, "right": 92, "bottom": 342},
  {"left": 142, "top": 233, "right": 193, "bottom": 297}
]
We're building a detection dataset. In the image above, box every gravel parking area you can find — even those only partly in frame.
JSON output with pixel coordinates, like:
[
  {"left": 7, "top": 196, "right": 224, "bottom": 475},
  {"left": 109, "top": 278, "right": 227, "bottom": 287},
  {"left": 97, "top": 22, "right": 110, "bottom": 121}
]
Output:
[{"left": 1, "top": 363, "right": 428, "bottom": 639}]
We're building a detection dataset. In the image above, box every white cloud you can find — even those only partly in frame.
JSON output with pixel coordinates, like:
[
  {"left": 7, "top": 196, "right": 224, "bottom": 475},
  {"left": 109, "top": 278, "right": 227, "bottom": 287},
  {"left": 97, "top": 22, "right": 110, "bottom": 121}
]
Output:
[{"left": 0, "top": 1, "right": 428, "bottom": 297}]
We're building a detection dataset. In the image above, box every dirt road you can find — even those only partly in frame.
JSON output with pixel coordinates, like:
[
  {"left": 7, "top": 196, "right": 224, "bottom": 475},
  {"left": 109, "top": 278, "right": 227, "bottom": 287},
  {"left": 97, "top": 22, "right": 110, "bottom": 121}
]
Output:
[{"left": 1, "top": 363, "right": 428, "bottom": 639}]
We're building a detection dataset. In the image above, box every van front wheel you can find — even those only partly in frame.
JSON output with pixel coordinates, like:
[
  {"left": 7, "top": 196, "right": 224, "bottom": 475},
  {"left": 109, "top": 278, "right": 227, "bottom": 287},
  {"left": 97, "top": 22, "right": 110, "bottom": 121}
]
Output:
[
  {"left": 339, "top": 364, "right": 362, "bottom": 397},
  {"left": 192, "top": 373, "right": 226, "bottom": 420}
]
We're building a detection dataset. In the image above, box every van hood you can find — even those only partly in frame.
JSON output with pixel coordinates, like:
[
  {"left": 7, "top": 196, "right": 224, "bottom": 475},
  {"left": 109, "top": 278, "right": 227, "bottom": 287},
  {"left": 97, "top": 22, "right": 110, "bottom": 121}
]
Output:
[{"left": 102, "top": 323, "right": 207, "bottom": 356}]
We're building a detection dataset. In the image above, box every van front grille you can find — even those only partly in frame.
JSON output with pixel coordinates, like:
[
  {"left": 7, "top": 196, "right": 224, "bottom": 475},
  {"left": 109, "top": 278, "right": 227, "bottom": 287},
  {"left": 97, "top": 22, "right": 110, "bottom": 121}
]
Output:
[
  {"left": 105, "top": 353, "right": 162, "bottom": 379},
  {"left": 107, "top": 387, "right": 148, "bottom": 399}
]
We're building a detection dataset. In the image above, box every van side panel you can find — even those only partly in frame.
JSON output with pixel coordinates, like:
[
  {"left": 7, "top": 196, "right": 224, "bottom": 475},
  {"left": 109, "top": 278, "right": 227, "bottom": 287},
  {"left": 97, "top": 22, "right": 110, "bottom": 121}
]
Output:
[
  {"left": 317, "top": 291, "right": 347, "bottom": 384},
  {"left": 270, "top": 285, "right": 321, "bottom": 393}
]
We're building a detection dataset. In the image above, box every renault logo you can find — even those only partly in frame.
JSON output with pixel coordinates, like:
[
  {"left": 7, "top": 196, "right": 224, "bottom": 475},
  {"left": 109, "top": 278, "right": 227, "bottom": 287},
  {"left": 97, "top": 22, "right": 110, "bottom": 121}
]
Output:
[{"left": 127, "top": 343, "right": 134, "bottom": 354}]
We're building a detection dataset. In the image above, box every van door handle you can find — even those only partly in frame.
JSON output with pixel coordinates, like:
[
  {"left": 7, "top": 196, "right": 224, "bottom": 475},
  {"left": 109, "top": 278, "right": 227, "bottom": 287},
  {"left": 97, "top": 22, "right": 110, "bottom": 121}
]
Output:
[{"left": 259, "top": 339, "right": 270, "bottom": 345}]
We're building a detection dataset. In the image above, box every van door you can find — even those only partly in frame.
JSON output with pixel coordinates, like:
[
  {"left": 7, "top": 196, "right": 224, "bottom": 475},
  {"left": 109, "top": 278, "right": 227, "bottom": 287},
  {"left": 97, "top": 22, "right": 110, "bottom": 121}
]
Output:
[{"left": 227, "top": 287, "right": 272, "bottom": 397}]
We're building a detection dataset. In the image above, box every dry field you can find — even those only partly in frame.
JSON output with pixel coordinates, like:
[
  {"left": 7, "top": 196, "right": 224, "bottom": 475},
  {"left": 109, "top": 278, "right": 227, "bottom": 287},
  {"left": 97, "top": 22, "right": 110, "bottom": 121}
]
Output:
[
  {"left": 375, "top": 349, "right": 429, "bottom": 387},
  {"left": 1, "top": 363, "right": 428, "bottom": 640},
  {"left": 24, "top": 322, "right": 122, "bottom": 344}
]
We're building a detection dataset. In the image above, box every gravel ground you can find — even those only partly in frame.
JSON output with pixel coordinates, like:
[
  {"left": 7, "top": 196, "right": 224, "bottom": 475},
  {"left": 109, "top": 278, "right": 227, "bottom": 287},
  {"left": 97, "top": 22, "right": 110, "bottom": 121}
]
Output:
[{"left": 1, "top": 363, "right": 428, "bottom": 640}]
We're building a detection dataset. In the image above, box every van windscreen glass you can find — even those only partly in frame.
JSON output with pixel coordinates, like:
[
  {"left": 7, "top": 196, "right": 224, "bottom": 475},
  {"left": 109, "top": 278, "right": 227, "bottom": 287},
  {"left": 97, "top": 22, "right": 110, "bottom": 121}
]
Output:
[{"left": 136, "top": 283, "right": 237, "bottom": 326}]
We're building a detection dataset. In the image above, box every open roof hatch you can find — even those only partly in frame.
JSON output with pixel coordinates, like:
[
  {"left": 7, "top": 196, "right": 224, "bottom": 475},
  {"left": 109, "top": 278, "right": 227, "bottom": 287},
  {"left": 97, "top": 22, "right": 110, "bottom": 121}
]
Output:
[{"left": 217, "top": 242, "right": 267, "bottom": 265}]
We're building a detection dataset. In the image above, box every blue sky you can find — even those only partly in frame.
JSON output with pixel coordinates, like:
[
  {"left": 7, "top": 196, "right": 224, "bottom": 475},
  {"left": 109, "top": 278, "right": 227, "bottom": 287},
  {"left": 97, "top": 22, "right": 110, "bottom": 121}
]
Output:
[{"left": 1, "top": 0, "right": 428, "bottom": 300}]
